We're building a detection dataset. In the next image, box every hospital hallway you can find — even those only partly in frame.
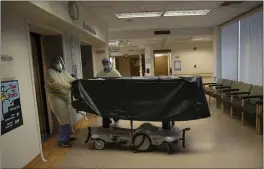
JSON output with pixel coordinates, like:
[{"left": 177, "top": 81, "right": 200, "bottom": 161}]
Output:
[
  {"left": 24, "top": 101, "right": 263, "bottom": 169},
  {"left": 1, "top": 1, "right": 263, "bottom": 169}
]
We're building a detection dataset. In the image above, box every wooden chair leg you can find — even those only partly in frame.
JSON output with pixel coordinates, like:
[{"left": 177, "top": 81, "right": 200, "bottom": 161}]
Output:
[
  {"left": 241, "top": 112, "right": 245, "bottom": 126},
  {"left": 256, "top": 105, "right": 261, "bottom": 134},
  {"left": 259, "top": 105, "right": 262, "bottom": 134},
  {"left": 241, "top": 99, "right": 245, "bottom": 126},
  {"left": 221, "top": 102, "right": 224, "bottom": 113},
  {"left": 230, "top": 96, "right": 233, "bottom": 119},
  {"left": 221, "top": 93, "right": 224, "bottom": 113}
]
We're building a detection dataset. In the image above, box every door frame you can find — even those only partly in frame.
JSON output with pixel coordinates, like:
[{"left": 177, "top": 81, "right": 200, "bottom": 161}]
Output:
[
  {"left": 30, "top": 32, "right": 50, "bottom": 139},
  {"left": 25, "top": 20, "right": 65, "bottom": 162}
]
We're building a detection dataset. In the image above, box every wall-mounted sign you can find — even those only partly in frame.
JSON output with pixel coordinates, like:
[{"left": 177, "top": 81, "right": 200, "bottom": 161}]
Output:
[
  {"left": 83, "top": 22, "right": 96, "bottom": 35},
  {"left": 174, "top": 60, "right": 181, "bottom": 71},
  {"left": 1, "top": 80, "right": 23, "bottom": 135},
  {"left": 1, "top": 55, "right": 13, "bottom": 61}
]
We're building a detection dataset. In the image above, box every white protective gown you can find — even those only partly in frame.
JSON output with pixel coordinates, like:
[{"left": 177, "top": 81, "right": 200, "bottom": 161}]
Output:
[
  {"left": 96, "top": 68, "right": 122, "bottom": 77},
  {"left": 46, "top": 69, "right": 75, "bottom": 125}
]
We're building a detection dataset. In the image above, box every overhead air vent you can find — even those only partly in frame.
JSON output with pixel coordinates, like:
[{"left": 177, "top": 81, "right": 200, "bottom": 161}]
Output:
[
  {"left": 109, "top": 48, "right": 120, "bottom": 52},
  {"left": 220, "top": 1, "right": 244, "bottom": 6},
  {"left": 174, "top": 37, "right": 192, "bottom": 41},
  {"left": 96, "top": 50, "right": 106, "bottom": 54},
  {"left": 154, "top": 30, "right": 171, "bottom": 35}
]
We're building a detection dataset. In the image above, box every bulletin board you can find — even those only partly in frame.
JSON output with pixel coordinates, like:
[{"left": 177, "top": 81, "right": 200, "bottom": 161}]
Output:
[{"left": 174, "top": 60, "right": 181, "bottom": 71}]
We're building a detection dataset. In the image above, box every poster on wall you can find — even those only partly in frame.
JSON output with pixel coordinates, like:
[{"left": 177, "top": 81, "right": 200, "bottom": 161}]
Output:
[
  {"left": 1, "top": 80, "right": 23, "bottom": 135},
  {"left": 174, "top": 60, "right": 181, "bottom": 71}
]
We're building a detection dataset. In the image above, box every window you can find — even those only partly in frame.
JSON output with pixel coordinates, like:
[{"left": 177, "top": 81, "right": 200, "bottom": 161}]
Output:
[
  {"left": 239, "top": 11, "right": 263, "bottom": 85},
  {"left": 221, "top": 22, "right": 239, "bottom": 80}
]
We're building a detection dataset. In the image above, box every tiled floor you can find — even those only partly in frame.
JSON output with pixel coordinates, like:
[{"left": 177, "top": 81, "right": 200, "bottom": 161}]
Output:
[{"left": 55, "top": 104, "right": 263, "bottom": 168}]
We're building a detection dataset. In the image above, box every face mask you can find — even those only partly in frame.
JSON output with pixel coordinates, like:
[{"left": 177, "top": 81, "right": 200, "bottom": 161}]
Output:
[
  {"left": 103, "top": 64, "right": 111, "bottom": 72},
  {"left": 55, "top": 63, "right": 63, "bottom": 72}
]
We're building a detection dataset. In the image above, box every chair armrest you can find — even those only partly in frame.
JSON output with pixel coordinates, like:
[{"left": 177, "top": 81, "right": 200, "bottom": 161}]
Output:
[
  {"left": 209, "top": 84, "right": 223, "bottom": 87},
  {"left": 241, "top": 95, "right": 263, "bottom": 99},
  {"left": 229, "top": 92, "right": 250, "bottom": 95},
  {"left": 203, "top": 83, "right": 216, "bottom": 86},
  {"left": 222, "top": 89, "right": 239, "bottom": 93},
  {"left": 215, "top": 86, "right": 230, "bottom": 89}
]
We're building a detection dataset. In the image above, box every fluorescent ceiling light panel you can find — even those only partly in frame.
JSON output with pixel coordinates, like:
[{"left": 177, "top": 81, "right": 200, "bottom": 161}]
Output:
[
  {"left": 108, "top": 41, "right": 118, "bottom": 46},
  {"left": 115, "top": 11, "right": 162, "bottom": 19},
  {"left": 164, "top": 9, "right": 211, "bottom": 16},
  {"left": 192, "top": 37, "right": 212, "bottom": 41}
]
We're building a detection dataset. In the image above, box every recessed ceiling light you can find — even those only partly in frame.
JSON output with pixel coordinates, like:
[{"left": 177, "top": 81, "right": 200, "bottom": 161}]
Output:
[
  {"left": 108, "top": 41, "right": 118, "bottom": 46},
  {"left": 163, "top": 9, "right": 211, "bottom": 16},
  {"left": 115, "top": 11, "right": 163, "bottom": 19}
]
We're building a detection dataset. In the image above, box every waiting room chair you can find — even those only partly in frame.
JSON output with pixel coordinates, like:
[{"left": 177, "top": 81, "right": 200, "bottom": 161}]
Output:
[
  {"left": 219, "top": 81, "right": 242, "bottom": 114},
  {"left": 227, "top": 83, "right": 253, "bottom": 118},
  {"left": 256, "top": 100, "right": 263, "bottom": 134},
  {"left": 240, "top": 85, "right": 263, "bottom": 134},
  {"left": 203, "top": 78, "right": 225, "bottom": 106},
  {"left": 210, "top": 79, "right": 233, "bottom": 109}
]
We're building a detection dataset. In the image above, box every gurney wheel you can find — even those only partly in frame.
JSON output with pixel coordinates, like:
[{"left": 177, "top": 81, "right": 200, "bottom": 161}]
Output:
[
  {"left": 132, "top": 133, "right": 151, "bottom": 152},
  {"left": 94, "top": 139, "right": 105, "bottom": 150}
]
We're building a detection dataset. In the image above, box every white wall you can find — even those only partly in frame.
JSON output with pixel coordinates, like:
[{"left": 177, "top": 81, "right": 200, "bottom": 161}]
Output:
[
  {"left": 63, "top": 34, "right": 83, "bottom": 124},
  {"left": 144, "top": 44, "right": 154, "bottom": 76},
  {"left": 169, "top": 41, "right": 213, "bottom": 75},
  {"left": 109, "top": 27, "right": 213, "bottom": 40},
  {"left": 29, "top": 1, "right": 108, "bottom": 43},
  {"left": 1, "top": 7, "right": 41, "bottom": 168},
  {"left": 148, "top": 41, "right": 213, "bottom": 76}
]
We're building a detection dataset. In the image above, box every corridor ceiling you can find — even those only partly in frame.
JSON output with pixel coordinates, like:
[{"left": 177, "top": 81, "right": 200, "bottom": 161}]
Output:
[{"left": 82, "top": 1, "right": 262, "bottom": 31}]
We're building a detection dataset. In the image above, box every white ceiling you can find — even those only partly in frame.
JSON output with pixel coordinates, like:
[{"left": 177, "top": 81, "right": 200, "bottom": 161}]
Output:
[{"left": 82, "top": 1, "right": 262, "bottom": 31}]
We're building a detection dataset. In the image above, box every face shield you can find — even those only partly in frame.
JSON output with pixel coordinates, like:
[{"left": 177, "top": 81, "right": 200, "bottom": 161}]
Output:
[{"left": 52, "top": 57, "right": 66, "bottom": 72}]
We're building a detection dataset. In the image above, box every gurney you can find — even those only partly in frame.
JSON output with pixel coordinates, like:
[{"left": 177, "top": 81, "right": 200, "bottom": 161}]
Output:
[{"left": 71, "top": 76, "right": 210, "bottom": 153}]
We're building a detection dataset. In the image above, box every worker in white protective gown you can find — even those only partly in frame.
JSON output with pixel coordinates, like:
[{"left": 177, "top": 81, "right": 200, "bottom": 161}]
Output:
[
  {"left": 45, "top": 57, "right": 77, "bottom": 147},
  {"left": 97, "top": 58, "right": 122, "bottom": 126},
  {"left": 96, "top": 58, "right": 122, "bottom": 78}
]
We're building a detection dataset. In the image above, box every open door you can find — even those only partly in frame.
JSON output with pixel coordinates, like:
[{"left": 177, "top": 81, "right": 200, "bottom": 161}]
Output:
[
  {"left": 30, "top": 32, "right": 50, "bottom": 140},
  {"left": 41, "top": 35, "right": 64, "bottom": 134},
  {"left": 154, "top": 55, "right": 169, "bottom": 76},
  {"left": 80, "top": 44, "right": 94, "bottom": 78},
  {"left": 153, "top": 49, "right": 171, "bottom": 76},
  {"left": 130, "top": 57, "right": 140, "bottom": 76}
]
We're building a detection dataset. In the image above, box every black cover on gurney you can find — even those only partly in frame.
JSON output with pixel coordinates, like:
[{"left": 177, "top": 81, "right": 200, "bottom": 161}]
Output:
[{"left": 71, "top": 76, "right": 210, "bottom": 121}]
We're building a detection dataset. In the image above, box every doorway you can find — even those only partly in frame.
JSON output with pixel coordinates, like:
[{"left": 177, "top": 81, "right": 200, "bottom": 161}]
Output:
[
  {"left": 141, "top": 53, "right": 146, "bottom": 76},
  {"left": 153, "top": 49, "right": 172, "bottom": 76},
  {"left": 80, "top": 43, "right": 94, "bottom": 78},
  {"left": 29, "top": 23, "right": 65, "bottom": 139},
  {"left": 130, "top": 57, "right": 140, "bottom": 76},
  {"left": 30, "top": 32, "right": 50, "bottom": 140}
]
